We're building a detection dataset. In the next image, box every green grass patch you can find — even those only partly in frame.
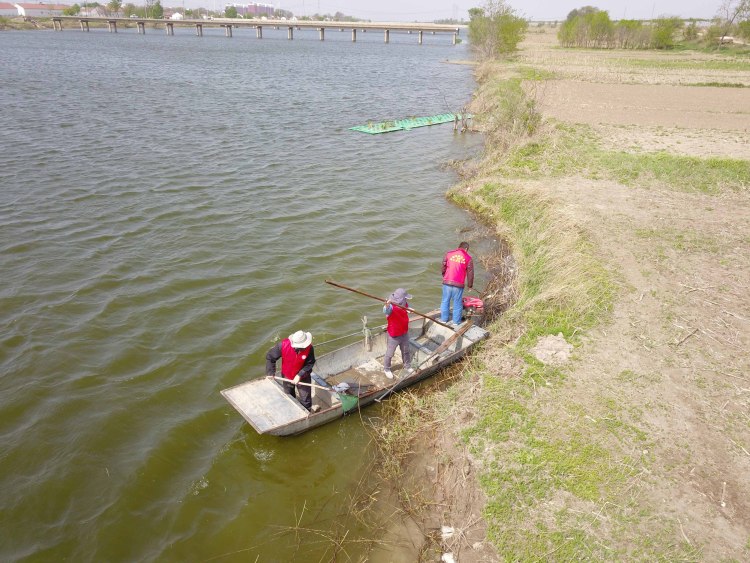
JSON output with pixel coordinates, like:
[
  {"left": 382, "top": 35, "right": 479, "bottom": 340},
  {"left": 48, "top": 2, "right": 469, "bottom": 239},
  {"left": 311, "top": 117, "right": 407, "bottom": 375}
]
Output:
[
  {"left": 684, "top": 81, "right": 747, "bottom": 88},
  {"left": 611, "top": 57, "right": 750, "bottom": 71},
  {"left": 466, "top": 370, "right": 653, "bottom": 559},
  {"left": 516, "top": 65, "right": 557, "bottom": 81},
  {"left": 494, "top": 124, "right": 750, "bottom": 194},
  {"left": 521, "top": 358, "right": 565, "bottom": 387}
]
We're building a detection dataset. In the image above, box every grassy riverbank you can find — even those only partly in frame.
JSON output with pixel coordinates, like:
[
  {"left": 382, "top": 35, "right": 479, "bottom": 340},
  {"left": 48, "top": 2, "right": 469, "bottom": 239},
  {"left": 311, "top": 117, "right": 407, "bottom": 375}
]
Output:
[{"left": 376, "top": 32, "right": 750, "bottom": 561}]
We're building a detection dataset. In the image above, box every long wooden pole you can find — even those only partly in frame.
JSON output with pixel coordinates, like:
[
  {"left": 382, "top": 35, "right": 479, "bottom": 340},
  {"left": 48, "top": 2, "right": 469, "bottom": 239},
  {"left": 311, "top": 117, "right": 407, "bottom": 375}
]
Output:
[
  {"left": 325, "top": 279, "right": 456, "bottom": 330},
  {"left": 272, "top": 376, "right": 330, "bottom": 391}
]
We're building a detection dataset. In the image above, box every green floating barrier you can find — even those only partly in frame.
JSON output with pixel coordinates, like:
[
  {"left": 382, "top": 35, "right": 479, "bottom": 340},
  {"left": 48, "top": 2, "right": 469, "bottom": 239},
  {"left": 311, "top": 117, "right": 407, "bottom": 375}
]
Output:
[{"left": 350, "top": 113, "right": 473, "bottom": 134}]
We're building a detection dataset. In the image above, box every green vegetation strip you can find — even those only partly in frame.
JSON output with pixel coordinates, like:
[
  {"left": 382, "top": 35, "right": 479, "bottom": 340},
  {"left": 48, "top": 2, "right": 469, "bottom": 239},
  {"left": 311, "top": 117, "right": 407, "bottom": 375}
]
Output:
[
  {"left": 685, "top": 82, "right": 747, "bottom": 88},
  {"left": 349, "top": 113, "right": 471, "bottom": 134},
  {"left": 498, "top": 123, "right": 750, "bottom": 194},
  {"left": 611, "top": 57, "right": 750, "bottom": 71}
]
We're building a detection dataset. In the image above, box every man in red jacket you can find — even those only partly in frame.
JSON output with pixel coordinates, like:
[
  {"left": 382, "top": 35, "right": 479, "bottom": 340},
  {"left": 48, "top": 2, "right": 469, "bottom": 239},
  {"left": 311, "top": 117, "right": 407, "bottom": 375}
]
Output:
[
  {"left": 383, "top": 288, "right": 414, "bottom": 379},
  {"left": 266, "top": 330, "right": 315, "bottom": 410},
  {"left": 441, "top": 242, "right": 474, "bottom": 326}
]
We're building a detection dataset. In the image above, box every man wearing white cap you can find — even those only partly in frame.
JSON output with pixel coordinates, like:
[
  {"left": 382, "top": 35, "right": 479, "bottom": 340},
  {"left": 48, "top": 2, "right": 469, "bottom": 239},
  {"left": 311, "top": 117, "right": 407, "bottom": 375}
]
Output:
[
  {"left": 265, "top": 330, "right": 315, "bottom": 410},
  {"left": 382, "top": 288, "right": 414, "bottom": 379}
]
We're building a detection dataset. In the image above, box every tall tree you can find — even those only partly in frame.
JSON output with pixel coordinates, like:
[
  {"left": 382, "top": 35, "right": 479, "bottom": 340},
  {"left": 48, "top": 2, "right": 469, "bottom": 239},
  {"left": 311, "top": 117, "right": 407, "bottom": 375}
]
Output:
[
  {"left": 468, "top": 1, "right": 528, "bottom": 59},
  {"left": 151, "top": 0, "right": 162, "bottom": 18},
  {"left": 107, "top": 0, "right": 121, "bottom": 14},
  {"left": 717, "top": 0, "right": 750, "bottom": 42}
]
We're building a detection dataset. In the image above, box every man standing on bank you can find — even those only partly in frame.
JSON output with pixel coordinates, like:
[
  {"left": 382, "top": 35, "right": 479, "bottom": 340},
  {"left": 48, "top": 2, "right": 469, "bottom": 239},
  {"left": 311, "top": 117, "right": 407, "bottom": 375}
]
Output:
[
  {"left": 441, "top": 241, "right": 474, "bottom": 326},
  {"left": 266, "top": 330, "right": 315, "bottom": 411},
  {"left": 383, "top": 288, "right": 414, "bottom": 379}
]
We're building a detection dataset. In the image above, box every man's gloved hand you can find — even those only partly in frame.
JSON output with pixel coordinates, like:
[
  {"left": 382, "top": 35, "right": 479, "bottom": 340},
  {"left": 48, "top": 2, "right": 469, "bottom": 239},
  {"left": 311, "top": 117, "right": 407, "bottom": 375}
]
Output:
[{"left": 293, "top": 375, "right": 301, "bottom": 385}]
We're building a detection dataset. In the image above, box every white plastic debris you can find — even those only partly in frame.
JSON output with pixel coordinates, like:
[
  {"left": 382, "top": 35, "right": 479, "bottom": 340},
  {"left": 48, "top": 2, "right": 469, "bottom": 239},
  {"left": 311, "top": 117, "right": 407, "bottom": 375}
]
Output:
[
  {"left": 441, "top": 525, "right": 455, "bottom": 540},
  {"left": 441, "top": 553, "right": 455, "bottom": 563}
]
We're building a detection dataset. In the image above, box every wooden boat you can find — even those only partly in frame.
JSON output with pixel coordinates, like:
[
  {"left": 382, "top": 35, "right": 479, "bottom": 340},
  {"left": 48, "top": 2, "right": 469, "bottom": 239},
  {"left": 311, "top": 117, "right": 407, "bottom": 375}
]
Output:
[{"left": 221, "top": 315, "right": 489, "bottom": 436}]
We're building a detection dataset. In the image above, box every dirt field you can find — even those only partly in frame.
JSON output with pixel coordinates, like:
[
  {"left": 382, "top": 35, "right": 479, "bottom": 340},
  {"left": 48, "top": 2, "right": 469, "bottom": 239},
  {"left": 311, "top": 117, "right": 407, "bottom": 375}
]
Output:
[
  {"left": 532, "top": 176, "right": 750, "bottom": 559},
  {"left": 530, "top": 30, "right": 750, "bottom": 557},
  {"left": 525, "top": 26, "right": 750, "bottom": 159},
  {"left": 406, "top": 28, "right": 750, "bottom": 562}
]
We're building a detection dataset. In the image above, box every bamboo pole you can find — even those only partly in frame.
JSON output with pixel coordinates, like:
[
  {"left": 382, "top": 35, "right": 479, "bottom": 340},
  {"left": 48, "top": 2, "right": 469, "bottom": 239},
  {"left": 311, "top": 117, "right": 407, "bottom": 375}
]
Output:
[{"left": 324, "top": 279, "right": 455, "bottom": 330}]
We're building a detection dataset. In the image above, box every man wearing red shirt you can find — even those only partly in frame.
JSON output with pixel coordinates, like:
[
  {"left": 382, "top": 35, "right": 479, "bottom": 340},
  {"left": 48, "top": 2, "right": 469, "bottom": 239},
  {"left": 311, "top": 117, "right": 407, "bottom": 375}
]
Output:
[
  {"left": 382, "top": 287, "right": 414, "bottom": 379},
  {"left": 266, "top": 330, "right": 316, "bottom": 410},
  {"left": 441, "top": 242, "right": 474, "bottom": 326}
]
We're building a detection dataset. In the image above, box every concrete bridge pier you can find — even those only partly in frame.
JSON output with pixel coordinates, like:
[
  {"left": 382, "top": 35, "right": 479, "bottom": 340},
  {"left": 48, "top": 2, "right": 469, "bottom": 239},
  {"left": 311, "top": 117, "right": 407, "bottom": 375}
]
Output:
[
  {"left": 351, "top": 28, "right": 356, "bottom": 42},
  {"left": 223, "top": 24, "right": 232, "bottom": 38},
  {"left": 256, "top": 26, "right": 262, "bottom": 38},
  {"left": 452, "top": 32, "right": 457, "bottom": 45},
  {"left": 384, "top": 29, "right": 389, "bottom": 43},
  {"left": 195, "top": 23, "right": 203, "bottom": 36},
  {"left": 287, "top": 26, "right": 293, "bottom": 39},
  {"left": 166, "top": 22, "right": 174, "bottom": 35},
  {"left": 318, "top": 27, "right": 325, "bottom": 41},
  {"left": 418, "top": 30, "right": 423, "bottom": 44},
  {"left": 107, "top": 20, "right": 117, "bottom": 32},
  {"left": 80, "top": 20, "right": 89, "bottom": 32},
  {"left": 52, "top": 18, "right": 62, "bottom": 30},
  {"left": 137, "top": 21, "right": 145, "bottom": 34}
]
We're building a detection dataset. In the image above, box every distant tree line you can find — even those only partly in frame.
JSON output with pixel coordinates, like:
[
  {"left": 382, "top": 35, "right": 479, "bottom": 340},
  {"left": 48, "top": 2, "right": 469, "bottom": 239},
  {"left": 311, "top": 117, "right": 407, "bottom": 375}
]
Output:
[
  {"left": 559, "top": 2, "right": 750, "bottom": 49},
  {"left": 558, "top": 6, "right": 682, "bottom": 49}
]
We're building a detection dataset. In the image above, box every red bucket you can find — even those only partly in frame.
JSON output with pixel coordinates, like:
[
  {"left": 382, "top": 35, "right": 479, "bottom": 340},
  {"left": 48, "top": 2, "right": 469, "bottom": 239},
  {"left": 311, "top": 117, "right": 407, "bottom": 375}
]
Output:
[{"left": 462, "top": 296, "right": 484, "bottom": 312}]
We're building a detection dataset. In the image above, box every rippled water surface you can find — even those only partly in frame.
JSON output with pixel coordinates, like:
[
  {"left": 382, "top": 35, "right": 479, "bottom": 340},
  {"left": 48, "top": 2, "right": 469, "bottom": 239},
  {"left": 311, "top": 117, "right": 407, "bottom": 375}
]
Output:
[{"left": 0, "top": 27, "right": 483, "bottom": 561}]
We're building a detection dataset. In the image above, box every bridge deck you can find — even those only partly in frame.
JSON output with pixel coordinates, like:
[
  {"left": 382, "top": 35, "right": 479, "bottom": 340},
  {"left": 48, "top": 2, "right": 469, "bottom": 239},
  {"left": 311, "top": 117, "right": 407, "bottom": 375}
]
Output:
[{"left": 55, "top": 16, "right": 462, "bottom": 34}]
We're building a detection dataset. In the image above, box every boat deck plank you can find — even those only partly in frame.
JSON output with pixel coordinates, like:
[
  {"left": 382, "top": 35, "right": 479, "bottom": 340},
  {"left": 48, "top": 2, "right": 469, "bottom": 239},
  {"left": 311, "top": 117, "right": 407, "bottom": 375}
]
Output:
[{"left": 221, "top": 379, "right": 307, "bottom": 432}]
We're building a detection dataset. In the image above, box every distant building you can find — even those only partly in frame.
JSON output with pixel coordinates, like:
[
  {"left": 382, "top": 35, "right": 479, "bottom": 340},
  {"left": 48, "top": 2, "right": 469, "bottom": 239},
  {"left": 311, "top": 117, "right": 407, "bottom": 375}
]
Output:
[
  {"left": 227, "top": 2, "right": 274, "bottom": 18},
  {"left": 0, "top": 2, "right": 19, "bottom": 16},
  {"left": 79, "top": 5, "right": 107, "bottom": 16},
  {"left": 14, "top": 3, "right": 69, "bottom": 16}
]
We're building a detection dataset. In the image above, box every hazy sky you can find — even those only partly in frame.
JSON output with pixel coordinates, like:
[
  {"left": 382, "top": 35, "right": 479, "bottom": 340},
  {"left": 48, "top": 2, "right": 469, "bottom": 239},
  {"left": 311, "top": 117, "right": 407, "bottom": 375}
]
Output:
[{"left": 183, "top": 1, "right": 726, "bottom": 21}]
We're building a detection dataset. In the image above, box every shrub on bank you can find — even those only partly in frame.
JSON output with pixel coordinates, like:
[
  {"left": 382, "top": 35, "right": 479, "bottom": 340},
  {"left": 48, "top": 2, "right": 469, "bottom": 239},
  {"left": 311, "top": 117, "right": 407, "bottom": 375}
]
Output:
[{"left": 468, "top": 0, "right": 528, "bottom": 58}]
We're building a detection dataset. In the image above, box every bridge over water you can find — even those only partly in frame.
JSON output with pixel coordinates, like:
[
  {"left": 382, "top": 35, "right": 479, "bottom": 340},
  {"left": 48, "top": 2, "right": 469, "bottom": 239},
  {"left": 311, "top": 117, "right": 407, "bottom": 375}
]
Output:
[{"left": 52, "top": 16, "right": 464, "bottom": 44}]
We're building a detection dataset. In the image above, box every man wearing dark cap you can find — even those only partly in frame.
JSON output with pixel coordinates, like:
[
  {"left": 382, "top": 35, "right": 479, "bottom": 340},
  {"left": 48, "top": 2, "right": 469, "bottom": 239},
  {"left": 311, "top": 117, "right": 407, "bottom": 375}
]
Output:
[{"left": 382, "top": 288, "right": 414, "bottom": 379}]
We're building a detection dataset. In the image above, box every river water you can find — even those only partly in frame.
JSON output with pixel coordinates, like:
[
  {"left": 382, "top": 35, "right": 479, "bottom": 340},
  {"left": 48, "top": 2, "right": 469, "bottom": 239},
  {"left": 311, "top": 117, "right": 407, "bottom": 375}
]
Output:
[{"left": 0, "top": 26, "right": 482, "bottom": 561}]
